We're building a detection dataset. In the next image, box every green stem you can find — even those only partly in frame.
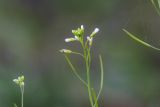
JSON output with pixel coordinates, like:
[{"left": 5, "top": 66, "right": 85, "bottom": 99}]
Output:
[
  {"left": 83, "top": 45, "right": 94, "bottom": 107},
  {"left": 20, "top": 86, "right": 24, "bottom": 107},
  {"left": 86, "top": 67, "right": 94, "bottom": 107}
]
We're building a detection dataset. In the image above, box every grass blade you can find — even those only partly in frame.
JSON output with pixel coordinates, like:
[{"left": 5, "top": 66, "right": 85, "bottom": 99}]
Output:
[{"left": 123, "top": 29, "right": 160, "bottom": 51}]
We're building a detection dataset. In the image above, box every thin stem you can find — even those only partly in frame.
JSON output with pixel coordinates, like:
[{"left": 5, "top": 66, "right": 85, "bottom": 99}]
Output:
[
  {"left": 81, "top": 40, "right": 86, "bottom": 58},
  {"left": 85, "top": 40, "right": 89, "bottom": 49},
  {"left": 86, "top": 66, "right": 94, "bottom": 107},
  {"left": 87, "top": 47, "right": 91, "bottom": 69},
  {"left": 82, "top": 44, "right": 94, "bottom": 107}
]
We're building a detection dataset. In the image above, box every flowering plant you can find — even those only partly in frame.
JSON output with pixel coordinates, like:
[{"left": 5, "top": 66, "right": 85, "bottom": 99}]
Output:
[
  {"left": 13, "top": 75, "right": 25, "bottom": 107},
  {"left": 60, "top": 25, "right": 104, "bottom": 107}
]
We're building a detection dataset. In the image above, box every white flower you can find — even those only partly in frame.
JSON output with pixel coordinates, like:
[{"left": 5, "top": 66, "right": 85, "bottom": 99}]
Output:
[
  {"left": 65, "top": 38, "right": 77, "bottom": 42},
  {"left": 94, "top": 28, "right": 99, "bottom": 33},
  {"left": 87, "top": 36, "right": 93, "bottom": 46},
  {"left": 91, "top": 28, "right": 100, "bottom": 37},
  {"left": 60, "top": 49, "right": 72, "bottom": 53}
]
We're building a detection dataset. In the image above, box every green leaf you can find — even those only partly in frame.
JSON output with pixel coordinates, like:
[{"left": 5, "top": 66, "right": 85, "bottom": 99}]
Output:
[
  {"left": 93, "top": 55, "right": 104, "bottom": 107},
  {"left": 64, "top": 55, "right": 88, "bottom": 87},
  {"left": 123, "top": 29, "right": 160, "bottom": 51}
]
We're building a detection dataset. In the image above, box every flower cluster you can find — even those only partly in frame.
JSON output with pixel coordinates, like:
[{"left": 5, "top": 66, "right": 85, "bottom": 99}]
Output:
[
  {"left": 60, "top": 25, "right": 99, "bottom": 54},
  {"left": 13, "top": 75, "right": 24, "bottom": 86}
]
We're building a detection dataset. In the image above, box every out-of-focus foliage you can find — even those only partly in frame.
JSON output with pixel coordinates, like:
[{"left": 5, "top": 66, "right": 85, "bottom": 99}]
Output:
[{"left": 0, "top": 0, "right": 160, "bottom": 107}]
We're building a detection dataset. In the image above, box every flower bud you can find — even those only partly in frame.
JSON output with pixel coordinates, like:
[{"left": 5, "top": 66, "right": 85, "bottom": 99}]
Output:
[
  {"left": 20, "top": 76, "right": 24, "bottom": 81},
  {"left": 94, "top": 28, "right": 99, "bottom": 33},
  {"left": 72, "top": 30, "right": 79, "bottom": 36},
  {"left": 90, "top": 28, "right": 99, "bottom": 37},
  {"left": 60, "top": 49, "right": 72, "bottom": 54},
  {"left": 13, "top": 75, "right": 25, "bottom": 86},
  {"left": 72, "top": 25, "right": 84, "bottom": 38},
  {"left": 74, "top": 36, "right": 79, "bottom": 40},
  {"left": 13, "top": 79, "right": 19, "bottom": 84},
  {"left": 65, "top": 38, "right": 77, "bottom": 42},
  {"left": 81, "top": 25, "right": 84, "bottom": 30}
]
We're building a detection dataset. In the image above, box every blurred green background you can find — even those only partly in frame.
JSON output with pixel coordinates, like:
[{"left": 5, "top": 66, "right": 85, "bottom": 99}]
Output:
[{"left": 0, "top": 0, "right": 160, "bottom": 107}]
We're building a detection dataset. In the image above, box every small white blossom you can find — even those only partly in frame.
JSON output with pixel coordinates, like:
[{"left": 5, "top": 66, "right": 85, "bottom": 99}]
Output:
[
  {"left": 94, "top": 28, "right": 99, "bottom": 33},
  {"left": 91, "top": 28, "right": 100, "bottom": 37},
  {"left": 60, "top": 49, "right": 72, "bottom": 54}
]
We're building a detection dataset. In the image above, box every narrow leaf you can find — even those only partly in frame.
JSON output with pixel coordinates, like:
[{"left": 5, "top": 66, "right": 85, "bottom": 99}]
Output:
[
  {"left": 123, "top": 29, "right": 160, "bottom": 51},
  {"left": 150, "top": 0, "right": 160, "bottom": 15},
  {"left": 64, "top": 55, "right": 88, "bottom": 87},
  {"left": 99, "top": 55, "right": 104, "bottom": 95},
  {"left": 93, "top": 55, "right": 104, "bottom": 107}
]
